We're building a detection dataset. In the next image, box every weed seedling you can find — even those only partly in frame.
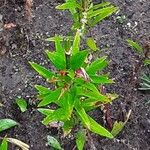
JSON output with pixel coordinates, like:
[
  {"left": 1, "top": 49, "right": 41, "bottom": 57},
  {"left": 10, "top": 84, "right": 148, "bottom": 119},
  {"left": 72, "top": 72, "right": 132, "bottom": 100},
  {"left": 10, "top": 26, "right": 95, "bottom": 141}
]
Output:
[{"left": 29, "top": 0, "right": 123, "bottom": 149}]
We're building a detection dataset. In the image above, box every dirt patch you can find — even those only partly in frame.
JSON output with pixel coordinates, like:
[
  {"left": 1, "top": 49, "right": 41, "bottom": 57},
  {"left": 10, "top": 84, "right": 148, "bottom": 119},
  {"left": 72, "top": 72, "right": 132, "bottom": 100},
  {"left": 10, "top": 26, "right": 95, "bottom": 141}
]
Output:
[{"left": 0, "top": 0, "right": 150, "bottom": 150}]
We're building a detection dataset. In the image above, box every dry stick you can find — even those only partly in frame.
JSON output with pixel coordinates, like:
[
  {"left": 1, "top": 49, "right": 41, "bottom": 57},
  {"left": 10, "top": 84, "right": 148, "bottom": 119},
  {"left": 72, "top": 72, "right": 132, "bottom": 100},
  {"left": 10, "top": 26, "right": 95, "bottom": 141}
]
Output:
[{"left": 25, "top": 0, "right": 33, "bottom": 21}]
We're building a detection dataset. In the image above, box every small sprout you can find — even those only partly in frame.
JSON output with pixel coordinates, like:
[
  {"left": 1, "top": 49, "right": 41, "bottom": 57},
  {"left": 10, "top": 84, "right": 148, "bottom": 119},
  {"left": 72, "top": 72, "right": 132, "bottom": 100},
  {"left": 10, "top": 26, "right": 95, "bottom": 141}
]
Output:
[
  {"left": 86, "top": 38, "right": 99, "bottom": 51},
  {"left": 116, "top": 15, "right": 126, "bottom": 24},
  {"left": 111, "top": 110, "right": 132, "bottom": 136},
  {"left": 76, "top": 129, "right": 86, "bottom": 150},
  {"left": 47, "top": 135, "right": 63, "bottom": 150},
  {"left": 127, "top": 39, "right": 143, "bottom": 53},
  {"left": 16, "top": 98, "right": 27, "bottom": 113}
]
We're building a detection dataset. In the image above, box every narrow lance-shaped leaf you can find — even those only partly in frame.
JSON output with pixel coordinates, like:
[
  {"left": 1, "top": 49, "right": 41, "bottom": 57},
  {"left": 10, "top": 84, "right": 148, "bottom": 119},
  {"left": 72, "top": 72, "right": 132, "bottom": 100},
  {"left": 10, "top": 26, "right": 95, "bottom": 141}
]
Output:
[
  {"left": 46, "top": 51, "right": 66, "bottom": 70},
  {"left": 35, "top": 85, "right": 52, "bottom": 95},
  {"left": 75, "top": 99, "right": 91, "bottom": 129},
  {"left": 37, "top": 108, "right": 54, "bottom": 116},
  {"left": 0, "top": 138, "right": 8, "bottom": 150},
  {"left": 29, "top": 62, "right": 54, "bottom": 79},
  {"left": 72, "top": 30, "right": 80, "bottom": 55},
  {"left": 0, "top": 119, "right": 18, "bottom": 132},
  {"left": 70, "top": 50, "right": 88, "bottom": 70},
  {"left": 88, "top": 115, "right": 113, "bottom": 139},
  {"left": 89, "top": 6, "right": 118, "bottom": 26},
  {"left": 47, "top": 135, "right": 63, "bottom": 150},
  {"left": 16, "top": 98, "right": 27, "bottom": 113},
  {"left": 76, "top": 129, "right": 86, "bottom": 150},
  {"left": 38, "top": 88, "right": 62, "bottom": 107},
  {"left": 87, "top": 6, "right": 117, "bottom": 18},
  {"left": 86, "top": 38, "right": 99, "bottom": 51},
  {"left": 54, "top": 35, "right": 66, "bottom": 62},
  {"left": 144, "top": 59, "right": 150, "bottom": 65},
  {"left": 127, "top": 39, "right": 143, "bottom": 53},
  {"left": 86, "top": 56, "right": 108, "bottom": 75},
  {"left": 56, "top": 1, "right": 80, "bottom": 10},
  {"left": 89, "top": 75, "right": 114, "bottom": 84}
]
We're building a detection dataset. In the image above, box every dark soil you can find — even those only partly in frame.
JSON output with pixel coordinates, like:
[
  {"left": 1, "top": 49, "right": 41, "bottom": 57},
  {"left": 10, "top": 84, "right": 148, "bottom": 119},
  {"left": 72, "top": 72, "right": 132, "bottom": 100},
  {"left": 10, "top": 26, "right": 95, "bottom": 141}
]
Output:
[{"left": 0, "top": 0, "right": 150, "bottom": 150}]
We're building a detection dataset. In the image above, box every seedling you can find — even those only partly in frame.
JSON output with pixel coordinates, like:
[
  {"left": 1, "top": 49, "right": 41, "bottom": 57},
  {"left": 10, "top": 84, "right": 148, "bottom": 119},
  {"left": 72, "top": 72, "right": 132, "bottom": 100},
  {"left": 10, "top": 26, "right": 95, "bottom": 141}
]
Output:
[
  {"left": 139, "top": 74, "right": 150, "bottom": 91},
  {"left": 127, "top": 39, "right": 150, "bottom": 65},
  {"left": 29, "top": 1, "right": 121, "bottom": 149},
  {"left": 16, "top": 98, "right": 27, "bottom": 113}
]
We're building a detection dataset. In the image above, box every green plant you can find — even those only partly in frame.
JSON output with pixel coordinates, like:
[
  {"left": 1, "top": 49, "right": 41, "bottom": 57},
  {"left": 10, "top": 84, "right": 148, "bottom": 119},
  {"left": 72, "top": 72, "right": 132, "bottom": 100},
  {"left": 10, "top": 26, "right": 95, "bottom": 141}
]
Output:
[
  {"left": 16, "top": 98, "right": 27, "bottom": 113},
  {"left": 30, "top": 33, "right": 117, "bottom": 139},
  {"left": 29, "top": 0, "right": 120, "bottom": 149},
  {"left": 139, "top": 74, "right": 150, "bottom": 91},
  {"left": 127, "top": 39, "right": 150, "bottom": 65}
]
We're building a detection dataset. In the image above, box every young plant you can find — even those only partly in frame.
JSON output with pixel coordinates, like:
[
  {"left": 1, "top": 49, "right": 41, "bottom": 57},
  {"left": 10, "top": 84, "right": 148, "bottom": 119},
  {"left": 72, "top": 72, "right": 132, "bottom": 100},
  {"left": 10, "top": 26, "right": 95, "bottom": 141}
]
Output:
[
  {"left": 127, "top": 39, "right": 150, "bottom": 65},
  {"left": 30, "top": 31, "right": 118, "bottom": 149},
  {"left": 139, "top": 74, "right": 150, "bottom": 91},
  {"left": 29, "top": 0, "right": 120, "bottom": 149}
]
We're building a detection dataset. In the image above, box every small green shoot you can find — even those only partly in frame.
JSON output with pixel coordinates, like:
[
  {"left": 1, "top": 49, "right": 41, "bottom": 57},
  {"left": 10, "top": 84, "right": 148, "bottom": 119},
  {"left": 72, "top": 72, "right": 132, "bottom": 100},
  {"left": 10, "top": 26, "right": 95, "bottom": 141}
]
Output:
[
  {"left": 76, "top": 129, "right": 86, "bottom": 150},
  {"left": 16, "top": 98, "right": 27, "bottom": 113},
  {"left": 127, "top": 39, "right": 143, "bottom": 53},
  {"left": 86, "top": 38, "right": 99, "bottom": 51},
  {"left": 139, "top": 74, "right": 150, "bottom": 91},
  {"left": 47, "top": 135, "right": 63, "bottom": 150},
  {"left": 111, "top": 110, "right": 131, "bottom": 136}
]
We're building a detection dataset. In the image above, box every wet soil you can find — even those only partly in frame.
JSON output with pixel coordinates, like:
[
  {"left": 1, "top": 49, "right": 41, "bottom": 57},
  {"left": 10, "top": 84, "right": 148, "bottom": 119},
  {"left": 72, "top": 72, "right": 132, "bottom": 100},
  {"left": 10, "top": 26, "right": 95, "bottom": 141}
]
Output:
[{"left": 0, "top": 0, "right": 150, "bottom": 150}]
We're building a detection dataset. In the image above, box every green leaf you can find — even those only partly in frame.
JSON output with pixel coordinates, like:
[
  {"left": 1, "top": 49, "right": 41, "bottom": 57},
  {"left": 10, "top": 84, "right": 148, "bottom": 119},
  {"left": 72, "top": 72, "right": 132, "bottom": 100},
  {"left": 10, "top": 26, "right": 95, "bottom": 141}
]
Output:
[
  {"left": 86, "top": 38, "right": 98, "bottom": 51},
  {"left": 37, "top": 108, "right": 54, "bottom": 116},
  {"left": 56, "top": 1, "right": 80, "bottom": 10},
  {"left": 63, "top": 119, "right": 74, "bottom": 136},
  {"left": 88, "top": 6, "right": 118, "bottom": 26},
  {"left": 42, "top": 108, "right": 66, "bottom": 125},
  {"left": 92, "top": 2, "right": 111, "bottom": 10},
  {"left": 38, "top": 88, "right": 62, "bottom": 107},
  {"left": 0, "top": 119, "right": 18, "bottom": 132},
  {"left": 0, "top": 138, "right": 8, "bottom": 150},
  {"left": 46, "top": 51, "right": 66, "bottom": 70},
  {"left": 127, "top": 39, "right": 143, "bottom": 53},
  {"left": 72, "top": 30, "right": 80, "bottom": 55},
  {"left": 77, "top": 89, "right": 109, "bottom": 103},
  {"left": 47, "top": 135, "right": 63, "bottom": 150},
  {"left": 144, "top": 59, "right": 150, "bottom": 65},
  {"left": 16, "top": 98, "right": 27, "bottom": 113},
  {"left": 90, "top": 75, "right": 114, "bottom": 84},
  {"left": 75, "top": 99, "right": 91, "bottom": 129},
  {"left": 86, "top": 56, "right": 108, "bottom": 75},
  {"left": 111, "top": 121, "right": 124, "bottom": 137},
  {"left": 111, "top": 110, "right": 131, "bottom": 137},
  {"left": 88, "top": 115, "right": 113, "bottom": 139},
  {"left": 76, "top": 130, "right": 86, "bottom": 150},
  {"left": 70, "top": 50, "right": 88, "bottom": 70},
  {"left": 29, "top": 62, "right": 54, "bottom": 79},
  {"left": 35, "top": 85, "right": 52, "bottom": 95}
]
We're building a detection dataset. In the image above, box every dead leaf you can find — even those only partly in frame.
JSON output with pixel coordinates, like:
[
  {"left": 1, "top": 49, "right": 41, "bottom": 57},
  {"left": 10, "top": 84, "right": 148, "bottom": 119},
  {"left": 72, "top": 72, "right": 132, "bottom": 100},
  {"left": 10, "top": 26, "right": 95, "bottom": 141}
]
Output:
[
  {"left": 4, "top": 23, "right": 16, "bottom": 29},
  {"left": 6, "top": 138, "right": 29, "bottom": 150},
  {"left": 25, "top": 0, "right": 33, "bottom": 21}
]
